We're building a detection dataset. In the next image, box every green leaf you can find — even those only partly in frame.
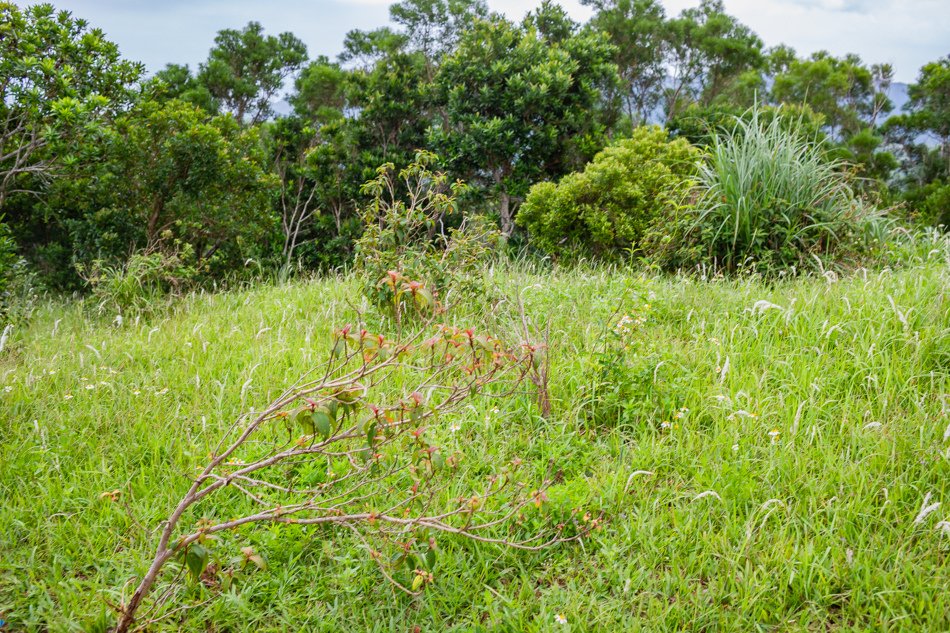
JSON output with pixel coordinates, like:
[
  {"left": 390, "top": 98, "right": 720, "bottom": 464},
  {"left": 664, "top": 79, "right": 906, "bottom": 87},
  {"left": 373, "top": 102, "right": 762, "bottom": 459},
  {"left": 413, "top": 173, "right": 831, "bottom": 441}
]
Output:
[
  {"left": 332, "top": 338, "right": 347, "bottom": 357},
  {"left": 313, "top": 409, "right": 332, "bottom": 440},
  {"left": 185, "top": 543, "right": 209, "bottom": 581},
  {"left": 295, "top": 408, "right": 315, "bottom": 435},
  {"left": 424, "top": 547, "right": 436, "bottom": 570},
  {"left": 366, "top": 419, "right": 378, "bottom": 450},
  {"left": 411, "top": 573, "right": 424, "bottom": 591}
]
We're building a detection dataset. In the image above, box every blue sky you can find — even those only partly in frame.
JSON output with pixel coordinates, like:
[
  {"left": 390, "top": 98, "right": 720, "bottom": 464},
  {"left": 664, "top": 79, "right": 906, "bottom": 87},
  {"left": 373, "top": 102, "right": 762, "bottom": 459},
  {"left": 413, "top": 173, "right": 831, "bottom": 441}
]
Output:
[{"left": 46, "top": 0, "right": 949, "bottom": 82}]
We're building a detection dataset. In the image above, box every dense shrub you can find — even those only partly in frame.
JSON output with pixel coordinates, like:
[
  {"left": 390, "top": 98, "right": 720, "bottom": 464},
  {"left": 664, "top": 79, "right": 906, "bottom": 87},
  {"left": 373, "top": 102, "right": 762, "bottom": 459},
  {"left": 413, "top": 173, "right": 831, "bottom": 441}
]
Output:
[
  {"left": 354, "top": 151, "right": 498, "bottom": 318},
  {"left": 902, "top": 180, "right": 950, "bottom": 228},
  {"left": 0, "top": 219, "right": 39, "bottom": 325},
  {"left": 647, "top": 107, "right": 882, "bottom": 273},
  {"left": 516, "top": 127, "right": 700, "bottom": 259},
  {"left": 77, "top": 245, "right": 196, "bottom": 316},
  {"left": 0, "top": 219, "right": 19, "bottom": 321},
  {"left": 668, "top": 102, "right": 826, "bottom": 149}
]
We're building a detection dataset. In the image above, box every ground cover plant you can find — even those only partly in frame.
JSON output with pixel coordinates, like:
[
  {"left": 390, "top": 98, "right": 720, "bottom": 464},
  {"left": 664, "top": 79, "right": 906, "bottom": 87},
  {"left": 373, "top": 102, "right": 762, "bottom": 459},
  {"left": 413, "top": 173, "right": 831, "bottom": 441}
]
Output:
[{"left": 2, "top": 236, "right": 949, "bottom": 630}]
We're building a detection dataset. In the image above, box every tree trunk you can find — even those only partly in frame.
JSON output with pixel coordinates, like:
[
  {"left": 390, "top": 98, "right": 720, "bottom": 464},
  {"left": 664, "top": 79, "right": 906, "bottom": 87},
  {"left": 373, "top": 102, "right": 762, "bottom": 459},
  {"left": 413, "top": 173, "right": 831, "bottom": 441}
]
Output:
[
  {"left": 499, "top": 190, "right": 513, "bottom": 237},
  {"left": 113, "top": 549, "right": 174, "bottom": 633}
]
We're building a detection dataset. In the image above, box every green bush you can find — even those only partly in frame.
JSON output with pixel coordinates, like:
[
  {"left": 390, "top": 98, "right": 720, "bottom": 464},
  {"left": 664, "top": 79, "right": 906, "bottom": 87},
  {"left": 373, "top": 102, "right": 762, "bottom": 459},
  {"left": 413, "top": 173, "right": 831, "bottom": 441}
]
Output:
[
  {"left": 77, "top": 245, "right": 197, "bottom": 316},
  {"left": 0, "top": 220, "right": 16, "bottom": 303},
  {"left": 0, "top": 218, "right": 39, "bottom": 326},
  {"left": 354, "top": 151, "right": 498, "bottom": 319},
  {"left": 903, "top": 180, "right": 950, "bottom": 228},
  {"left": 516, "top": 126, "right": 700, "bottom": 259},
  {"left": 668, "top": 102, "right": 827, "bottom": 150},
  {"left": 649, "top": 106, "right": 882, "bottom": 274}
]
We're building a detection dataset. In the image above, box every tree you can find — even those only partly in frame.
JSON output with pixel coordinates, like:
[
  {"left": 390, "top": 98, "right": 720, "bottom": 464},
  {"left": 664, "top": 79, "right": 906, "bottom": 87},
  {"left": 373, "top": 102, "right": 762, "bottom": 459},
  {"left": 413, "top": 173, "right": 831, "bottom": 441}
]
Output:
[
  {"left": 197, "top": 22, "right": 308, "bottom": 125},
  {"left": 339, "top": 27, "right": 407, "bottom": 69},
  {"left": 290, "top": 56, "right": 348, "bottom": 124},
  {"left": 390, "top": 0, "right": 488, "bottom": 74},
  {"left": 0, "top": 2, "right": 142, "bottom": 209},
  {"left": 905, "top": 56, "right": 950, "bottom": 179},
  {"left": 771, "top": 51, "right": 885, "bottom": 139},
  {"left": 348, "top": 50, "right": 433, "bottom": 175},
  {"left": 150, "top": 64, "right": 217, "bottom": 114},
  {"left": 582, "top": 0, "right": 668, "bottom": 126},
  {"left": 68, "top": 99, "right": 276, "bottom": 278},
  {"left": 882, "top": 56, "right": 950, "bottom": 225},
  {"left": 431, "top": 16, "right": 619, "bottom": 235},
  {"left": 663, "top": 0, "right": 764, "bottom": 121}
]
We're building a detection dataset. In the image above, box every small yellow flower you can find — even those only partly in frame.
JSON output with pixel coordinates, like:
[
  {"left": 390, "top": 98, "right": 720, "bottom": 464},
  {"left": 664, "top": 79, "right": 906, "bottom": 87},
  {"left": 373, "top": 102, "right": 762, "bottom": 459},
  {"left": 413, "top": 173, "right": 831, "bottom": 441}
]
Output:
[
  {"left": 768, "top": 428, "right": 781, "bottom": 444},
  {"left": 555, "top": 614, "right": 568, "bottom": 625}
]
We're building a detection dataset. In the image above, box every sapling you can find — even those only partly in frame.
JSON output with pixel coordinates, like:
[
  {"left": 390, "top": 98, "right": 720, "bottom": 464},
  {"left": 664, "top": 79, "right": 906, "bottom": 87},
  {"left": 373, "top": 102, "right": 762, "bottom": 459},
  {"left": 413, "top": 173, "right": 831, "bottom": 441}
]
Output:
[{"left": 113, "top": 314, "right": 591, "bottom": 632}]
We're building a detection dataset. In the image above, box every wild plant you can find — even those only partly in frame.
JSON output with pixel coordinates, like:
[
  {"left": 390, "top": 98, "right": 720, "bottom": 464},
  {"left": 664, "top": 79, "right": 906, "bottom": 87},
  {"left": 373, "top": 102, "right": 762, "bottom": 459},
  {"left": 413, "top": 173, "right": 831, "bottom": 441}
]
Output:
[
  {"left": 582, "top": 292, "right": 691, "bottom": 429},
  {"left": 354, "top": 150, "right": 498, "bottom": 321},
  {"left": 112, "top": 316, "right": 593, "bottom": 632},
  {"left": 676, "top": 105, "right": 884, "bottom": 273},
  {"left": 77, "top": 243, "right": 196, "bottom": 317}
]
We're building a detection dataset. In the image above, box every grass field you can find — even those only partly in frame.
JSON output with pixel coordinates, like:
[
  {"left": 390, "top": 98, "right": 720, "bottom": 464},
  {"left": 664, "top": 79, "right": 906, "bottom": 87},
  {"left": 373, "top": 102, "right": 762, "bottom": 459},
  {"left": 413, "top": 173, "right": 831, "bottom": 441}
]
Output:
[{"left": 2, "top": 250, "right": 950, "bottom": 631}]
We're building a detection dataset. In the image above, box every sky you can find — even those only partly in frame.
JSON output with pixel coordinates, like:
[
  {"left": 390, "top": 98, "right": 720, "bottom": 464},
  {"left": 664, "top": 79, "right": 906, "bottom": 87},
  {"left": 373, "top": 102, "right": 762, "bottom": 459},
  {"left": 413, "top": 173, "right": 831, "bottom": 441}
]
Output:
[{"left": 44, "top": 0, "right": 949, "bottom": 83}]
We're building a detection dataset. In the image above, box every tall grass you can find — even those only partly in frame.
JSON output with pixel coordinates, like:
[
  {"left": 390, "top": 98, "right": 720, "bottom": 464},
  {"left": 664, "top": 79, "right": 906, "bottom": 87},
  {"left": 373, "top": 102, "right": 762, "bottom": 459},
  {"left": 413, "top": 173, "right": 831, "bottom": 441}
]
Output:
[
  {"left": 694, "top": 106, "right": 880, "bottom": 272},
  {"left": 2, "top": 254, "right": 949, "bottom": 630}
]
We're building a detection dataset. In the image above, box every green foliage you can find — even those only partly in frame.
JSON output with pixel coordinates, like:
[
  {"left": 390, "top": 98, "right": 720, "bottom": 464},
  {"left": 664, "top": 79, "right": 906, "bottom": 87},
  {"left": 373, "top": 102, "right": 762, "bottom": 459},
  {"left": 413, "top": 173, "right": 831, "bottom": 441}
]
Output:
[
  {"left": 582, "top": 0, "right": 667, "bottom": 126},
  {"left": 517, "top": 126, "right": 700, "bottom": 259},
  {"left": 0, "top": 219, "right": 39, "bottom": 326},
  {"left": 150, "top": 63, "right": 217, "bottom": 114},
  {"left": 389, "top": 0, "right": 488, "bottom": 63},
  {"left": 662, "top": 0, "right": 764, "bottom": 120},
  {"left": 81, "top": 99, "right": 276, "bottom": 281},
  {"left": 883, "top": 56, "right": 950, "bottom": 226},
  {"left": 197, "top": 21, "right": 308, "bottom": 125},
  {"left": 290, "top": 56, "right": 348, "bottom": 123},
  {"left": 582, "top": 297, "right": 663, "bottom": 427},
  {"left": 77, "top": 247, "right": 196, "bottom": 316},
  {"left": 906, "top": 56, "right": 950, "bottom": 149},
  {"left": 771, "top": 52, "right": 892, "bottom": 137},
  {"left": 901, "top": 180, "right": 950, "bottom": 228},
  {"left": 668, "top": 101, "right": 826, "bottom": 148},
  {"left": 355, "top": 151, "right": 497, "bottom": 316},
  {"left": 0, "top": 2, "right": 142, "bottom": 206},
  {"left": 654, "top": 106, "right": 880, "bottom": 273},
  {"left": 430, "top": 14, "right": 620, "bottom": 234},
  {"left": 0, "top": 219, "right": 15, "bottom": 297}
]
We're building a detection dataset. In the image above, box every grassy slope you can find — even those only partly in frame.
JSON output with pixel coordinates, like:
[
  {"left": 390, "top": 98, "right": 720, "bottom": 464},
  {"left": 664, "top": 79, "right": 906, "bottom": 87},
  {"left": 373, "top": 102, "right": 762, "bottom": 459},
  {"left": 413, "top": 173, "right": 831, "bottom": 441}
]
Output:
[{"left": 1, "top": 259, "right": 949, "bottom": 632}]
